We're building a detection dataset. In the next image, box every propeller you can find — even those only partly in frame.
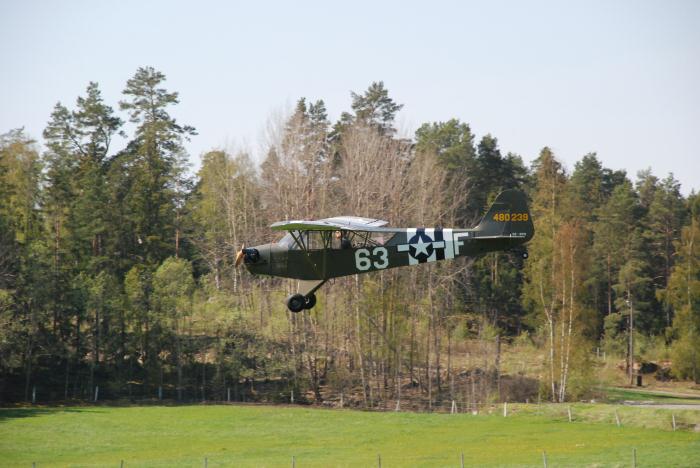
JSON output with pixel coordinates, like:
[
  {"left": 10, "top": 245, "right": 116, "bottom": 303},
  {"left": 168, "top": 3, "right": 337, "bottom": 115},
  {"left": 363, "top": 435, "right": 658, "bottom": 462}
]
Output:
[{"left": 235, "top": 244, "right": 246, "bottom": 267}]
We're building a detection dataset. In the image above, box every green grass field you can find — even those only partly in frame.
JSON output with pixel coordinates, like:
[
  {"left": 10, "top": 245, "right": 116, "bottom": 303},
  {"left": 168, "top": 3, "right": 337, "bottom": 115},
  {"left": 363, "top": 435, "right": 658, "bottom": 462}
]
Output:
[{"left": 1, "top": 404, "right": 699, "bottom": 467}]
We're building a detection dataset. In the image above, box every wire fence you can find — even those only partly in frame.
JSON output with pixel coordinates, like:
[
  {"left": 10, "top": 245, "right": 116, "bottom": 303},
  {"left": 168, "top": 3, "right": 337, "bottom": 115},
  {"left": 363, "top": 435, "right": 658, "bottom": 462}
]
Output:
[
  {"left": 10, "top": 397, "right": 699, "bottom": 467},
  {"left": 20, "top": 447, "right": 651, "bottom": 468},
  {"left": 13, "top": 383, "right": 700, "bottom": 434}
]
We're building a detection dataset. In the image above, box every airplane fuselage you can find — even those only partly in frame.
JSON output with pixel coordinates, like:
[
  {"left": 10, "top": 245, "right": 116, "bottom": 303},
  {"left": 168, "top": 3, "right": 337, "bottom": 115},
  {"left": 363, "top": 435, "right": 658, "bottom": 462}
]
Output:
[
  {"left": 245, "top": 227, "right": 529, "bottom": 281},
  {"left": 238, "top": 189, "right": 534, "bottom": 312}
]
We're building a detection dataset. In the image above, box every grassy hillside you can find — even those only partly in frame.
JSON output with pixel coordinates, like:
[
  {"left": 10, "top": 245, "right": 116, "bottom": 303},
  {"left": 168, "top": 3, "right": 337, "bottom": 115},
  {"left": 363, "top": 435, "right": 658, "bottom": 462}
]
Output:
[{"left": 1, "top": 405, "right": 698, "bottom": 467}]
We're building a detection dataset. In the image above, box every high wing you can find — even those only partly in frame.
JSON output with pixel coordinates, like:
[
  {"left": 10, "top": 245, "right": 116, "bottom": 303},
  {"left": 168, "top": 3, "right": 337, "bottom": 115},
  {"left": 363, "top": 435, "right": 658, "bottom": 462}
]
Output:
[{"left": 271, "top": 216, "right": 401, "bottom": 232}]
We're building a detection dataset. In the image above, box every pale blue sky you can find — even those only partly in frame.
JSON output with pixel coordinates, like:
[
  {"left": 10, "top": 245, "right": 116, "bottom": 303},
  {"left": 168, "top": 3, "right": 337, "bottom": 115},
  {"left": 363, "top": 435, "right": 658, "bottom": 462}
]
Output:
[{"left": 2, "top": 0, "right": 699, "bottom": 193}]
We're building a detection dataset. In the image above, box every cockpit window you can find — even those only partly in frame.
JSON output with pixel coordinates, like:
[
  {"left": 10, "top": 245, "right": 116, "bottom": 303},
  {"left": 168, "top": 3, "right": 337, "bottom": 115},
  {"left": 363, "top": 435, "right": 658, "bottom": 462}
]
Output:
[
  {"left": 277, "top": 231, "right": 325, "bottom": 250},
  {"left": 344, "top": 231, "right": 386, "bottom": 247},
  {"left": 278, "top": 230, "right": 387, "bottom": 250},
  {"left": 278, "top": 233, "right": 297, "bottom": 249}
]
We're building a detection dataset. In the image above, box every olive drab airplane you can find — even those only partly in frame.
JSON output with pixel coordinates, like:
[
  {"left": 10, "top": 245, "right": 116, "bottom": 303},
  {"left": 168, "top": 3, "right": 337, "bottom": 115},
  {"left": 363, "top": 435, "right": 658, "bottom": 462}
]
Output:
[{"left": 235, "top": 189, "right": 534, "bottom": 312}]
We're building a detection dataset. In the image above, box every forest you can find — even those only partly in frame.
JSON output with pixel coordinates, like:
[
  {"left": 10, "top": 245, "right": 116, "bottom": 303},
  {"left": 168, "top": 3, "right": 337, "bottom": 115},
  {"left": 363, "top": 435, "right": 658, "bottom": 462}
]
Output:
[{"left": 1, "top": 66, "right": 698, "bottom": 407}]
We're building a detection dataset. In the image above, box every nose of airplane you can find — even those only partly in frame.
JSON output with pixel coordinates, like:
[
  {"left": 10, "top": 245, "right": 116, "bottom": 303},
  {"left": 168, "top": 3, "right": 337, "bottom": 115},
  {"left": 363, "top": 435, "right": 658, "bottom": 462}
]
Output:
[
  {"left": 236, "top": 242, "right": 289, "bottom": 276},
  {"left": 235, "top": 243, "right": 273, "bottom": 274}
]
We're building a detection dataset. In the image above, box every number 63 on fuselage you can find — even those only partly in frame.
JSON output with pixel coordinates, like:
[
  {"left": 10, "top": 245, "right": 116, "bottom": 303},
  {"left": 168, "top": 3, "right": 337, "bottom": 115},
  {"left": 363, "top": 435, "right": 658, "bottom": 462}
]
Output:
[{"left": 236, "top": 189, "right": 534, "bottom": 312}]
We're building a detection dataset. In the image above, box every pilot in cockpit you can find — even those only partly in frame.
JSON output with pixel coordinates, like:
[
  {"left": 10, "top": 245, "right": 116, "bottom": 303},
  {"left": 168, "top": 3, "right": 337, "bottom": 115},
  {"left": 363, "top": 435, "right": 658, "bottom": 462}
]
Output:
[{"left": 334, "top": 231, "right": 352, "bottom": 250}]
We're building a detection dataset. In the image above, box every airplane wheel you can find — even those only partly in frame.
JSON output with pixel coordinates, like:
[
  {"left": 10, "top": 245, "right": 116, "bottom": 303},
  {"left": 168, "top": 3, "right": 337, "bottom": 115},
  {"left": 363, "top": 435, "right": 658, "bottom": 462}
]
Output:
[
  {"left": 304, "top": 294, "right": 317, "bottom": 310},
  {"left": 286, "top": 294, "right": 305, "bottom": 313}
]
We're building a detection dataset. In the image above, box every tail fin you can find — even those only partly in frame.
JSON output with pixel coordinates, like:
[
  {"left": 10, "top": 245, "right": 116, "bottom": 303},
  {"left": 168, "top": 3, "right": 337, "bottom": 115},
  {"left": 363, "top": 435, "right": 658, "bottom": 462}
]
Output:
[{"left": 474, "top": 189, "right": 534, "bottom": 241}]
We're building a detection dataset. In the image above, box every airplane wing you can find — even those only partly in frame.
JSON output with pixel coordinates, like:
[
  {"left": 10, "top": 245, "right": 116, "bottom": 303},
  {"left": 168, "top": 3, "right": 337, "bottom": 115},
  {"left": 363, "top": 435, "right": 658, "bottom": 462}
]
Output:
[{"left": 271, "top": 216, "right": 397, "bottom": 232}]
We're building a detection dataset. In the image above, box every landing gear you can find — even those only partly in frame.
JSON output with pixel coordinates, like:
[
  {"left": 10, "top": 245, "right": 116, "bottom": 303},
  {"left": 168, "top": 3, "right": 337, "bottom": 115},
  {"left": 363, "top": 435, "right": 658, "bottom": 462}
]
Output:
[
  {"left": 304, "top": 293, "right": 316, "bottom": 309},
  {"left": 286, "top": 279, "right": 326, "bottom": 312},
  {"left": 286, "top": 293, "right": 317, "bottom": 313},
  {"left": 286, "top": 294, "right": 305, "bottom": 313}
]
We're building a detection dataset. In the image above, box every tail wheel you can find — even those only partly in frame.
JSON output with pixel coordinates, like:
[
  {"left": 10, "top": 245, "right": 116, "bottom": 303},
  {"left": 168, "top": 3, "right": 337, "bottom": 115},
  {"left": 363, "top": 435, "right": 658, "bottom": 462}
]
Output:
[
  {"left": 304, "top": 294, "right": 317, "bottom": 310},
  {"left": 286, "top": 294, "right": 305, "bottom": 313}
]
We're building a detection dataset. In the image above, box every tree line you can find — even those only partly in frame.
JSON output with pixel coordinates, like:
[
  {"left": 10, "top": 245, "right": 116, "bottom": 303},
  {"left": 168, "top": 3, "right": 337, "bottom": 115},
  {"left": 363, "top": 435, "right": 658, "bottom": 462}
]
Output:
[{"left": 0, "top": 67, "right": 698, "bottom": 406}]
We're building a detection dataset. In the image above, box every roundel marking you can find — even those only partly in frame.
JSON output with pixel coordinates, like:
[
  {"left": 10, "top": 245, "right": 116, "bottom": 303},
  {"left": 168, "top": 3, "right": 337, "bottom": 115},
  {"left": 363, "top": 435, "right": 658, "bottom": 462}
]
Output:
[{"left": 407, "top": 231, "right": 434, "bottom": 261}]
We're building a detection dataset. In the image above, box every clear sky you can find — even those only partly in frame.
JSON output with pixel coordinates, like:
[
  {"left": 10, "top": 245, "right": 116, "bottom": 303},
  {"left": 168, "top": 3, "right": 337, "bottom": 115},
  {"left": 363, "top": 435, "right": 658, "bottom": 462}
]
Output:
[{"left": 2, "top": 0, "right": 699, "bottom": 193}]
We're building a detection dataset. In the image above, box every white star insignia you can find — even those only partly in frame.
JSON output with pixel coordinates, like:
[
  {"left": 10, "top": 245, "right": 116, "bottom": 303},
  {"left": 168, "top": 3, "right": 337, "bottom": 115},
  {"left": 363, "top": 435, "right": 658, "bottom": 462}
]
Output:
[{"left": 412, "top": 238, "right": 430, "bottom": 256}]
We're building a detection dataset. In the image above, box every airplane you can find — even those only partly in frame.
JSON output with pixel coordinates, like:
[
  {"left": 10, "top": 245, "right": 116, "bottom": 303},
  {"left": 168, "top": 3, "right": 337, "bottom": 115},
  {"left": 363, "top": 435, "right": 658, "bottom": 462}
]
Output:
[{"left": 235, "top": 189, "right": 534, "bottom": 312}]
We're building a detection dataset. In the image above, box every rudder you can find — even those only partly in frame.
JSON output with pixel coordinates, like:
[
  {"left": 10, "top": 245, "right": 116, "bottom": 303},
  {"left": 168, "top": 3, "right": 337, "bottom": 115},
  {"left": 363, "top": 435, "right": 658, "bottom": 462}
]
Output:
[{"left": 474, "top": 189, "right": 534, "bottom": 241}]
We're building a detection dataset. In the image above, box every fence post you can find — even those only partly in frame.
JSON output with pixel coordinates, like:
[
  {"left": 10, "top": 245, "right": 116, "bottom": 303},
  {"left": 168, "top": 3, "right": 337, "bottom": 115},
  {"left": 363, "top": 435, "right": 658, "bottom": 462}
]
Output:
[
  {"left": 614, "top": 409, "right": 621, "bottom": 427},
  {"left": 542, "top": 451, "right": 547, "bottom": 468},
  {"left": 94, "top": 385, "right": 99, "bottom": 402},
  {"left": 567, "top": 406, "right": 572, "bottom": 422},
  {"left": 340, "top": 392, "right": 344, "bottom": 408},
  {"left": 632, "top": 448, "right": 637, "bottom": 468},
  {"left": 395, "top": 399, "right": 400, "bottom": 412},
  {"left": 204, "top": 457, "right": 207, "bottom": 468},
  {"left": 291, "top": 389, "right": 294, "bottom": 404},
  {"left": 672, "top": 414, "right": 677, "bottom": 431},
  {"left": 120, "top": 460, "right": 124, "bottom": 468},
  {"left": 227, "top": 387, "right": 231, "bottom": 403},
  {"left": 377, "top": 453, "right": 381, "bottom": 468},
  {"left": 292, "top": 455, "right": 295, "bottom": 468},
  {"left": 460, "top": 452, "right": 465, "bottom": 468},
  {"left": 451, "top": 400, "right": 457, "bottom": 414},
  {"left": 503, "top": 402, "right": 507, "bottom": 417},
  {"left": 32, "top": 386, "right": 36, "bottom": 404},
  {"left": 158, "top": 386, "right": 162, "bottom": 400}
]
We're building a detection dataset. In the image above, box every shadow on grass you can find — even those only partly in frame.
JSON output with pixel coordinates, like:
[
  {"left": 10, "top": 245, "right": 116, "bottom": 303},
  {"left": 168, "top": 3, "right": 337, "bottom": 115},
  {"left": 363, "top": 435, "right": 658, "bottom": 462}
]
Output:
[
  {"left": 0, "top": 400, "right": 213, "bottom": 423},
  {"left": 0, "top": 406, "right": 106, "bottom": 423}
]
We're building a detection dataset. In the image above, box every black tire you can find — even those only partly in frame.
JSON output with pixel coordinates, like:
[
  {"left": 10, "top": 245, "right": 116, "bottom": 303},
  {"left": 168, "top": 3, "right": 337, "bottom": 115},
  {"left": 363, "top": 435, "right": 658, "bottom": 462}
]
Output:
[
  {"left": 286, "top": 294, "right": 305, "bottom": 313},
  {"left": 304, "top": 294, "right": 317, "bottom": 310},
  {"left": 522, "top": 252, "right": 529, "bottom": 259}
]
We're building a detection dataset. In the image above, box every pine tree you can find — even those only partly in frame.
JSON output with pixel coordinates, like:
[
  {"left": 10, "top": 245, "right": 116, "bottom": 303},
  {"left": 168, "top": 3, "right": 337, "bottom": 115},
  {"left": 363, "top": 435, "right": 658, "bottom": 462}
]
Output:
[
  {"left": 119, "top": 67, "right": 196, "bottom": 265},
  {"left": 646, "top": 174, "right": 686, "bottom": 328},
  {"left": 467, "top": 137, "right": 528, "bottom": 333},
  {"left": 347, "top": 81, "right": 403, "bottom": 134},
  {"left": 414, "top": 118, "right": 476, "bottom": 224},
  {"left": 665, "top": 195, "right": 700, "bottom": 381},
  {"left": 593, "top": 180, "right": 638, "bottom": 316},
  {"left": 41, "top": 83, "right": 124, "bottom": 393},
  {"left": 42, "top": 82, "right": 123, "bottom": 273},
  {"left": 568, "top": 153, "right": 604, "bottom": 220},
  {"left": 636, "top": 169, "right": 659, "bottom": 212},
  {"left": 601, "top": 168, "right": 628, "bottom": 198},
  {"left": 335, "top": 81, "right": 403, "bottom": 137},
  {"left": 612, "top": 229, "right": 651, "bottom": 381}
]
